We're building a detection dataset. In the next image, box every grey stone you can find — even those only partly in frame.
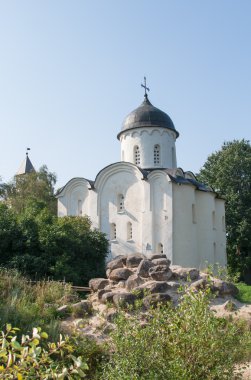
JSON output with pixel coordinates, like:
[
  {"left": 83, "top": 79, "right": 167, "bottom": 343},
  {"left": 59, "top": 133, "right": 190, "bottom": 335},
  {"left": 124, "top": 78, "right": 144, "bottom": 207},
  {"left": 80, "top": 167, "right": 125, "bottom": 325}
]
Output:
[
  {"left": 143, "top": 293, "right": 172, "bottom": 309},
  {"left": 190, "top": 279, "right": 208, "bottom": 291},
  {"left": 211, "top": 279, "right": 239, "bottom": 296},
  {"left": 113, "top": 293, "right": 137, "bottom": 308},
  {"left": 148, "top": 254, "right": 167, "bottom": 261},
  {"left": 136, "top": 259, "right": 154, "bottom": 278},
  {"left": 101, "top": 292, "right": 117, "bottom": 304},
  {"left": 166, "top": 281, "right": 181, "bottom": 290},
  {"left": 89, "top": 278, "right": 110, "bottom": 292},
  {"left": 106, "top": 269, "right": 111, "bottom": 278},
  {"left": 106, "top": 256, "right": 126, "bottom": 271},
  {"left": 109, "top": 268, "right": 133, "bottom": 282},
  {"left": 126, "top": 254, "right": 145, "bottom": 268},
  {"left": 149, "top": 265, "right": 172, "bottom": 281},
  {"left": 126, "top": 273, "right": 145, "bottom": 291},
  {"left": 149, "top": 281, "right": 171, "bottom": 294},
  {"left": 152, "top": 258, "right": 171, "bottom": 267},
  {"left": 71, "top": 300, "right": 92, "bottom": 317},
  {"left": 171, "top": 267, "right": 199, "bottom": 281},
  {"left": 117, "top": 280, "right": 126, "bottom": 288},
  {"left": 97, "top": 289, "right": 111, "bottom": 301}
]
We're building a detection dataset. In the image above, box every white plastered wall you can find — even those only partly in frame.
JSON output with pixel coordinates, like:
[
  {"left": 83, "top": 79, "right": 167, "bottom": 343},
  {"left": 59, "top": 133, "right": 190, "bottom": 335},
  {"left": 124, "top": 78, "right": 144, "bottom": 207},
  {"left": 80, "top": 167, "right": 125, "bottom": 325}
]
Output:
[
  {"left": 173, "top": 184, "right": 227, "bottom": 269},
  {"left": 95, "top": 162, "right": 146, "bottom": 260},
  {"left": 172, "top": 183, "right": 198, "bottom": 267},
  {"left": 57, "top": 178, "right": 91, "bottom": 218},
  {"left": 120, "top": 127, "right": 177, "bottom": 169},
  {"left": 148, "top": 171, "right": 173, "bottom": 262}
]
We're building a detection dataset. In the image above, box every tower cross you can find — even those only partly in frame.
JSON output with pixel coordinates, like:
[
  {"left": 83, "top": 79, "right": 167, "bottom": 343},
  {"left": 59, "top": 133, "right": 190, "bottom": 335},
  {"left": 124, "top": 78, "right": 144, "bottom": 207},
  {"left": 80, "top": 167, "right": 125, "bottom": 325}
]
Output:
[{"left": 141, "top": 76, "right": 150, "bottom": 97}]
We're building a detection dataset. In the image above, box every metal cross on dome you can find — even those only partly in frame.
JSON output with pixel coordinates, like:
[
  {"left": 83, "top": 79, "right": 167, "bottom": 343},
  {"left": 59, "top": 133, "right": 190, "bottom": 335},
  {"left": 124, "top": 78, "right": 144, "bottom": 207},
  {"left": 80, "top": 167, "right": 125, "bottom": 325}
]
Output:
[{"left": 141, "top": 76, "right": 150, "bottom": 97}]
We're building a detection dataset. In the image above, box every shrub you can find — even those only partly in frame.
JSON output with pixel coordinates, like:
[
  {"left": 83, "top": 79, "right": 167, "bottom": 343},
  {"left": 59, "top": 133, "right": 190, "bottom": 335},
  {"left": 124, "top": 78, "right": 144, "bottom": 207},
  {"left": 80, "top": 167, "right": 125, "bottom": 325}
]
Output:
[
  {"left": 0, "top": 324, "right": 89, "bottom": 379},
  {"left": 101, "top": 289, "right": 251, "bottom": 380}
]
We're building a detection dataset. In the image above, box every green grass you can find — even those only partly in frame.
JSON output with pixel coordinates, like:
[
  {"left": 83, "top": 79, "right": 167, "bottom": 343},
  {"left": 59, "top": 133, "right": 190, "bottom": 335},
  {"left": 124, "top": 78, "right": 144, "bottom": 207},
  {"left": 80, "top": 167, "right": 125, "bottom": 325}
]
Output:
[
  {"left": 0, "top": 267, "right": 79, "bottom": 337},
  {"left": 235, "top": 283, "right": 251, "bottom": 304}
]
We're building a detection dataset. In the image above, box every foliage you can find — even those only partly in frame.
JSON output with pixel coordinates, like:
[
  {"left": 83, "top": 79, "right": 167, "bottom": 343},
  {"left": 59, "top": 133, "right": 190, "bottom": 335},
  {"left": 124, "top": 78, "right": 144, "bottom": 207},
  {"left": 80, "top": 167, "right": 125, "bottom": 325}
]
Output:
[
  {"left": 0, "top": 324, "right": 89, "bottom": 379},
  {"left": 101, "top": 289, "right": 251, "bottom": 380},
  {"left": 0, "top": 200, "right": 108, "bottom": 284},
  {"left": 197, "top": 139, "right": 251, "bottom": 278},
  {"left": 235, "top": 283, "right": 251, "bottom": 304},
  {"left": 0, "top": 204, "right": 23, "bottom": 265},
  {"left": 0, "top": 268, "right": 77, "bottom": 336},
  {"left": 1, "top": 165, "right": 57, "bottom": 215}
]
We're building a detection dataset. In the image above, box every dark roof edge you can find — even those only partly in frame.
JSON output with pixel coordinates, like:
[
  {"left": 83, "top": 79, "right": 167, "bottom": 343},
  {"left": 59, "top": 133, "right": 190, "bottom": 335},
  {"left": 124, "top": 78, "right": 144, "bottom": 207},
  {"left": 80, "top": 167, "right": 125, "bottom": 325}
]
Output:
[{"left": 56, "top": 177, "right": 94, "bottom": 197}]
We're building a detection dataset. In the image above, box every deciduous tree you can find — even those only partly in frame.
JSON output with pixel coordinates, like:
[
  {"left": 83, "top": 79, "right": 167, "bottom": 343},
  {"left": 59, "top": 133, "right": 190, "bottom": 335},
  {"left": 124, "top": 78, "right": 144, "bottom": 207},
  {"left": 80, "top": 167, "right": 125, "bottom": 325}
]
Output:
[{"left": 198, "top": 139, "right": 251, "bottom": 278}]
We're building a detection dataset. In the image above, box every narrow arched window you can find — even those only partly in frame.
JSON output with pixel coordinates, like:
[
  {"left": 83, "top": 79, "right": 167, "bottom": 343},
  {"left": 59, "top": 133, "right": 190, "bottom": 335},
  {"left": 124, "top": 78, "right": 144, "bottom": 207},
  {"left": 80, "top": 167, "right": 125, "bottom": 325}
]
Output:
[
  {"left": 134, "top": 145, "right": 140, "bottom": 165},
  {"left": 154, "top": 144, "right": 160, "bottom": 165},
  {"left": 127, "top": 222, "right": 132, "bottom": 240},
  {"left": 157, "top": 243, "right": 164, "bottom": 254},
  {"left": 110, "top": 223, "right": 117, "bottom": 240},
  {"left": 117, "top": 194, "right": 125, "bottom": 212},
  {"left": 78, "top": 200, "right": 83, "bottom": 216}
]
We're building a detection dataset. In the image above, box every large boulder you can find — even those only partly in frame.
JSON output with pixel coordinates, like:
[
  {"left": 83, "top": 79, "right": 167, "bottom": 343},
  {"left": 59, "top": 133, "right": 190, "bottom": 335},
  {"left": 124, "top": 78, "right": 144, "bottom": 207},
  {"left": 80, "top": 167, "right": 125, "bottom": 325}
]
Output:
[
  {"left": 143, "top": 293, "right": 172, "bottom": 309},
  {"left": 190, "top": 278, "right": 208, "bottom": 291},
  {"left": 171, "top": 266, "right": 199, "bottom": 281},
  {"left": 149, "top": 281, "right": 171, "bottom": 294},
  {"left": 136, "top": 259, "right": 154, "bottom": 278},
  {"left": 149, "top": 265, "right": 172, "bottom": 281},
  {"left": 152, "top": 258, "right": 171, "bottom": 267},
  {"left": 106, "top": 256, "right": 126, "bottom": 271},
  {"left": 148, "top": 254, "right": 167, "bottom": 261},
  {"left": 89, "top": 278, "right": 110, "bottom": 292},
  {"left": 101, "top": 292, "right": 117, "bottom": 304},
  {"left": 109, "top": 268, "right": 133, "bottom": 282},
  {"left": 97, "top": 289, "right": 111, "bottom": 301},
  {"left": 211, "top": 279, "right": 239, "bottom": 296},
  {"left": 113, "top": 293, "right": 137, "bottom": 308},
  {"left": 126, "top": 274, "right": 145, "bottom": 291},
  {"left": 126, "top": 254, "right": 144, "bottom": 268}
]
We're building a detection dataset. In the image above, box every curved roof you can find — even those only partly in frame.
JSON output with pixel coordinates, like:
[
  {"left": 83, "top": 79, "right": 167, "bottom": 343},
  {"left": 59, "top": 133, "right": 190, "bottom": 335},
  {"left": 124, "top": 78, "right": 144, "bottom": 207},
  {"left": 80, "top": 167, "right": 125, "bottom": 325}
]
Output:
[{"left": 117, "top": 95, "right": 179, "bottom": 139}]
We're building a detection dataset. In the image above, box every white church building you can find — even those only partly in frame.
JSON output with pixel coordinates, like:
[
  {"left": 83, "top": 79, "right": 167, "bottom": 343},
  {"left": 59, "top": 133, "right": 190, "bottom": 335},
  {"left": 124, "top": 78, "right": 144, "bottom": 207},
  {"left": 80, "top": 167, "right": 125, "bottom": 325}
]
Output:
[{"left": 57, "top": 84, "right": 226, "bottom": 269}]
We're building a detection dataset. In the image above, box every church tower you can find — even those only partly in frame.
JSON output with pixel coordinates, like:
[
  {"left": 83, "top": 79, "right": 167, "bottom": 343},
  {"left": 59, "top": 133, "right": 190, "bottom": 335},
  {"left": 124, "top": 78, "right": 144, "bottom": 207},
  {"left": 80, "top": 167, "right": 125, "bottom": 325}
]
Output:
[
  {"left": 118, "top": 78, "right": 179, "bottom": 169},
  {"left": 16, "top": 149, "right": 35, "bottom": 176}
]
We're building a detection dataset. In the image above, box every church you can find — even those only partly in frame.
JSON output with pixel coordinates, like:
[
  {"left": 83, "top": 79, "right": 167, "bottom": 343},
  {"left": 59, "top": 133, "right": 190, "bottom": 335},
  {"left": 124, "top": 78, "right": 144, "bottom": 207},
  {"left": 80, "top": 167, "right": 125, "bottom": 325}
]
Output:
[{"left": 57, "top": 81, "right": 227, "bottom": 269}]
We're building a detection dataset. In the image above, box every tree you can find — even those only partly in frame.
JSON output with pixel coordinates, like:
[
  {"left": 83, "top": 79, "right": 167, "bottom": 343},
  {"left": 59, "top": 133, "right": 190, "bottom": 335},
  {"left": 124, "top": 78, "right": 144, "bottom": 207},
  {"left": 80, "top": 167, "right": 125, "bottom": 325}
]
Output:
[
  {"left": 198, "top": 139, "right": 251, "bottom": 278},
  {"left": 0, "top": 203, "right": 24, "bottom": 265},
  {"left": 0, "top": 200, "right": 108, "bottom": 284},
  {"left": 1, "top": 165, "right": 57, "bottom": 215}
]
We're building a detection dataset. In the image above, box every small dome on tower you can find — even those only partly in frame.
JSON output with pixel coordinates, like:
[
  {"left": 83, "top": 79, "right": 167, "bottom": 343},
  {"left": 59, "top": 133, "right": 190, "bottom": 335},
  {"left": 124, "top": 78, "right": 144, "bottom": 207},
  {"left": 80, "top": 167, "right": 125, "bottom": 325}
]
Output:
[{"left": 117, "top": 95, "right": 179, "bottom": 139}]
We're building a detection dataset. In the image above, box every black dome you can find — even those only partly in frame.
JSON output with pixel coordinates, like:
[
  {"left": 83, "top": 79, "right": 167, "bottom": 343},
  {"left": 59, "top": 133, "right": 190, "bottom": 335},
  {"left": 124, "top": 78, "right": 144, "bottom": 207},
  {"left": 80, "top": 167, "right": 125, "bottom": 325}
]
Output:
[{"left": 117, "top": 95, "right": 179, "bottom": 139}]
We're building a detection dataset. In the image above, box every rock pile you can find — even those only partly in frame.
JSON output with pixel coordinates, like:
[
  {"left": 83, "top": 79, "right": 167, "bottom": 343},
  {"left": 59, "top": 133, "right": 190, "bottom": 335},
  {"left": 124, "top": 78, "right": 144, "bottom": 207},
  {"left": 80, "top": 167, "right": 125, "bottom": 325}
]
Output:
[{"left": 88, "top": 253, "right": 238, "bottom": 309}]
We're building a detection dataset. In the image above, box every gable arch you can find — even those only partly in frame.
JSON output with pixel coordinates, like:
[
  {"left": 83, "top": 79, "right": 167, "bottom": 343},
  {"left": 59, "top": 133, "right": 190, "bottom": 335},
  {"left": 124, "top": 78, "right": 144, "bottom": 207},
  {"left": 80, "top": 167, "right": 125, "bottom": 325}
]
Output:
[
  {"left": 94, "top": 162, "right": 145, "bottom": 217},
  {"left": 57, "top": 177, "right": 92, "bottom": 217}
]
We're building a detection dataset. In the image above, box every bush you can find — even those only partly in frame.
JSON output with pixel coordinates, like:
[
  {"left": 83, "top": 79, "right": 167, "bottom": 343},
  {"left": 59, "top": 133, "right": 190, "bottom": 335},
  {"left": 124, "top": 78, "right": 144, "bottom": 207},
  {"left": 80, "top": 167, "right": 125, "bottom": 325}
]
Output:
[
  {"left": 0, "top": 324, "right": 89, "bottom": 379},
  {"left": 101, "top": 289, "right": 251, "bottom": 380}
]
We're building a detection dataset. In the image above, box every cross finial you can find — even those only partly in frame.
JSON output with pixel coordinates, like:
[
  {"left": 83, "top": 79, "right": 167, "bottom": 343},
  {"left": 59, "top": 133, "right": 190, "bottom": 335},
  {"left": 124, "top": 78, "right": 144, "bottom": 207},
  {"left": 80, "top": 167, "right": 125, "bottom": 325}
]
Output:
[
  {"left": 26, "top": 147, "right": 30, "bottom": 156},
  {"left": 141, "top": 76, "right": 150, "bottom": 98}
]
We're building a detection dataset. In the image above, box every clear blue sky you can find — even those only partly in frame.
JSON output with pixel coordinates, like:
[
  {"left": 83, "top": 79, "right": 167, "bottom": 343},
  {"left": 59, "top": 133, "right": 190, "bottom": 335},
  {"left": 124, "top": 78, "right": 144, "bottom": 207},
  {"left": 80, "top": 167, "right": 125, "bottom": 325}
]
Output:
[{"left": 0, "top": 0, "right": 250, "bottom": 189}]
